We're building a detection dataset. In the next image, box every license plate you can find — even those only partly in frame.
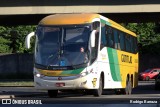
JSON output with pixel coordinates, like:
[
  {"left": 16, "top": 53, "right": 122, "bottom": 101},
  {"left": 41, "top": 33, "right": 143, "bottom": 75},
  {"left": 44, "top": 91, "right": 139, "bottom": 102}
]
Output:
[{"left": 56, "top": 83, "right": 65, "bottom": 87}]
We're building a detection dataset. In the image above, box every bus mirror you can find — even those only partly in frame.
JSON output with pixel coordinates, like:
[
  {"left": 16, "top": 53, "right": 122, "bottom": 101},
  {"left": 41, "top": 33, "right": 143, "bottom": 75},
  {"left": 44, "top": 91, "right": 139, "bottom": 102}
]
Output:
[
  {"left": 91, "top": 30, "right": 96, "bottom": 47},
  {"left": 25, "top": 32, "right": 35, "bottom": 49}
]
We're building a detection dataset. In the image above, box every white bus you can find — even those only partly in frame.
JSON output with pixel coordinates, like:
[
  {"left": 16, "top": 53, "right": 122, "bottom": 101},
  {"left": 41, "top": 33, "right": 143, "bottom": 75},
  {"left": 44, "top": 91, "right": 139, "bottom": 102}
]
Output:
[{"left": 25, "top": 14, "right": 138, "bottom": 97}]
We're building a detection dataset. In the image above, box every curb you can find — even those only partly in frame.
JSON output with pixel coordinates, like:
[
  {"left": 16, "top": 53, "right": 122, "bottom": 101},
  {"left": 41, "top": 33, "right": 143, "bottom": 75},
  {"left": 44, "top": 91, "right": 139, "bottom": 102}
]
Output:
[
  {"left": 0, "top": 95, "right": 15, "bottom": 99},
  {"left": 0, "top": 93, "right": 46, "bottom": 99}
]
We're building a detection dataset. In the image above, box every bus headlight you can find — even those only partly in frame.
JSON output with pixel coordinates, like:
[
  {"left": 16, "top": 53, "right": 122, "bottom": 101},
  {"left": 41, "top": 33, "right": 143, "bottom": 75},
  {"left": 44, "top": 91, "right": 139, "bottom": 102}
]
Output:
[
  {"left": 79, "top": 69, "right": 93, "bottom": 77},
  {"left": 34, "top": 71, "right": 45, "bottom": 78},
  {"left": 80, "top": 72, "right": 88, "bottom": 77}
]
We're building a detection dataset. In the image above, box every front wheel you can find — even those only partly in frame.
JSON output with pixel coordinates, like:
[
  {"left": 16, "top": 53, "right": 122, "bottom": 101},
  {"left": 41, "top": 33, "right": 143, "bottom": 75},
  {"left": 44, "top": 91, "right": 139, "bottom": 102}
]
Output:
[{"left": 93, "top": 77, "right": 103, "bottom": 97}]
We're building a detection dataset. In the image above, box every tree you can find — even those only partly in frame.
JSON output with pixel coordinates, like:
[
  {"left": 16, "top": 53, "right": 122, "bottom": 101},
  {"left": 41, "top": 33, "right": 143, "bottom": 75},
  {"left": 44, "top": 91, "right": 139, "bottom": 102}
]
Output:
[
  {"left": 123, "top": 23, "right": 157, "bottom": 45},
  {"left": 0, "top": 26, "right": 12, "bottom": 53},
  {"left": 0, "top": 25, "right": 36, "bottom": 53},
  {"left": 9, "top": 26, "right": 36, "bottom": 53},
  {"left": 123, "top": 23, "right": 160, "bottom": 54}
]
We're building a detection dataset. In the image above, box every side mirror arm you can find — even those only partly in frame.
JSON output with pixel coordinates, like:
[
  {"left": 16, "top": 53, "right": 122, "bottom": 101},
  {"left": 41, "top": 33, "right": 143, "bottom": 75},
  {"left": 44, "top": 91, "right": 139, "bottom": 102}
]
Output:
[
  {"left": 25, "top": 32, "right": 35, "bottom": 49},
  {"left": 90, "top": 30, "right": 96, "bottom": 47}
]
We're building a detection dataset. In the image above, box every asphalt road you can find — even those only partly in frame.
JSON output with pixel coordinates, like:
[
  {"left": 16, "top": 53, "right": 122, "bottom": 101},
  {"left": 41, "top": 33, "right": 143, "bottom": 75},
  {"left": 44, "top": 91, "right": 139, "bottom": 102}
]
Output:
[{"left": 0, "top": 80, "right": 160, "bottom": 106}]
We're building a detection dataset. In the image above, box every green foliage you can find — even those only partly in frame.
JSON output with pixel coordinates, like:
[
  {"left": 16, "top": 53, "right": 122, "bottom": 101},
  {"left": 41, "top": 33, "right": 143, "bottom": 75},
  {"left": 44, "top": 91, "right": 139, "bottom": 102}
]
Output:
[
  {"left": 0, "top": 25, "right": 36, "bottom": 53},
  {"left": 0, "top": 36, "right": 11, "bottom": 53},
  {"left": 0, "top": 23, "right": 160, "bottom": 54},
  {"left": 122, "top": 23, "right": 160, "bottom": 55},
  {"left": 0, "top": 26, "right": 12, "bottom": 53}
]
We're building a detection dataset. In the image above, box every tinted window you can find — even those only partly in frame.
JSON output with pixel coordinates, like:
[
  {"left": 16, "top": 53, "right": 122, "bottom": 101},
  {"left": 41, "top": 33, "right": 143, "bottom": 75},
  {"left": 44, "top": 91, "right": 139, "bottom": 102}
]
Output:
[
  {"left": 153, "top": 70, "right": 158, "bottom": 72},
  {"left": 102, "top": 25, "right": 137, "bottom": 54},
  {"left": 134, "top": 37, "right": 138, "bottom": 53},
  {"left": 130, "top": 36, "right": 134, "bottom": 53},
  {"left": 119, "top": 32, "right": 125, "bottom": 51},
  {"left": 114, "top": 29, "right": 120, "bottom": 49},
  {"left": 125, "top": 34, "right": 131, "bottom": 52},
  {"left": 106, "top": 26, "right": 114, "bottom": 48},
  {"left": 65, "top": 27, "right": 89, "bottom": 43},
  {"left": 101, "top": 26, "right": 107, "bottom": 49},
  {"left": 144, "top": 69, "right": 151, "bottom": 72}
]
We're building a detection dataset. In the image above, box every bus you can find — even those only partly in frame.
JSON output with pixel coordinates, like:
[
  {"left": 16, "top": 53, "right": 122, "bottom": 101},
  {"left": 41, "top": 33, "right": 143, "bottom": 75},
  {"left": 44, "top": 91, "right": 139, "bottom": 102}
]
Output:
[{"left": 25, "top": 13, "right": 138, "bottom": 97}]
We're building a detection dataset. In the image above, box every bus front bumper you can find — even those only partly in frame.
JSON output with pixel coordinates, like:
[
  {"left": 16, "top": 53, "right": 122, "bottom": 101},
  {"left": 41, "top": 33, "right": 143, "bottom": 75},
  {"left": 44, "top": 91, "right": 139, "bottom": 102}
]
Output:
[{"left": 34, "top": 74, "right": 98, "bottom": 90}]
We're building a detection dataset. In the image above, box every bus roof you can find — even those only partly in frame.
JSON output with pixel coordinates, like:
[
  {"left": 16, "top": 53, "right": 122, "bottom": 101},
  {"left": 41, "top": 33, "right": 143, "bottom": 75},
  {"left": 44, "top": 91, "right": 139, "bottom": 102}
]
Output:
[
  {"left": 39, "top": 13, "right": 136, "bottom": 37},
  {"left": 39, "top": 13, "right": 99, "bottom": 25},
  {"left": 99, "top": 15, "right": 136, "bottom": 37}
]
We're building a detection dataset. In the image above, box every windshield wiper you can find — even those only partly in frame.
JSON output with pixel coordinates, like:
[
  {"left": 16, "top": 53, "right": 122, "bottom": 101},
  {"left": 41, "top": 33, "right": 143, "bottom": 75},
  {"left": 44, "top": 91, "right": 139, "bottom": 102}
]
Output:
[{"left": 35, "top": 63, "right": 48, "bottom": 69}]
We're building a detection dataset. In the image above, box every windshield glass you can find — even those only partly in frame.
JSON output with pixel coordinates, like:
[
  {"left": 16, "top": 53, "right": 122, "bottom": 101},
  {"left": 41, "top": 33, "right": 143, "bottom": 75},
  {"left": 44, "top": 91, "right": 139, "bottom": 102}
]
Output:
[
  {"left": 144, "top": 69, "right": 151, "bottom": 72},
  {"left": 35, "top": 25, "right": 90, "bottom": 68}
]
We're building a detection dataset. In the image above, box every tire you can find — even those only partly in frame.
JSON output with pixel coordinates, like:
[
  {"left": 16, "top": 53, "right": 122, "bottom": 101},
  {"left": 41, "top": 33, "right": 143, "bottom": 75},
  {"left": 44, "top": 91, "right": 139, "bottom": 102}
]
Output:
[
  {"left": 48, "top": 90, "right": 58, "bottom": 98},
  {"left": 93, "top": 77, "right": 103, "bottom": 97},
  {"left": 146, "top": 76, "right": 150, "bottom": 81},
  {"left": 121, "top": 78, "right": 132, "bottom": 95},
  {"left": 127, "top": 80, "right": 132, "bottom": 95}
]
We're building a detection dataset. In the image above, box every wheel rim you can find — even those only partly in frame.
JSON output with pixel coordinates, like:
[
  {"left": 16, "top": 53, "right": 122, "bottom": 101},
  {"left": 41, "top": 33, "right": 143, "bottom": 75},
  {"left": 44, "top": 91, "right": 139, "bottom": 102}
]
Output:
[
  {"left": 94, "top": 77, "right": 103, "bottom": 96},
  {"left": 125, "top": 79, "right": 129, "bottom": 94},
  {"left": 125, "top": 78, "right": 132, "bottom": 95},
  {"left": 128, "top": 80, "right": 132, "bottom": 95}
]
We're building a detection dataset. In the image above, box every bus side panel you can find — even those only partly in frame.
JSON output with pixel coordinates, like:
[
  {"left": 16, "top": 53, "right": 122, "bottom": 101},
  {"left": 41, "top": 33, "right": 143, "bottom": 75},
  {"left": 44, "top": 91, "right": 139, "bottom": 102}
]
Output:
[
  {"left": 117, "top": 50, "right": 139, "bottom": 88},
  {"left": 98, "top": 47, "right": 123, "bottom": 89}
]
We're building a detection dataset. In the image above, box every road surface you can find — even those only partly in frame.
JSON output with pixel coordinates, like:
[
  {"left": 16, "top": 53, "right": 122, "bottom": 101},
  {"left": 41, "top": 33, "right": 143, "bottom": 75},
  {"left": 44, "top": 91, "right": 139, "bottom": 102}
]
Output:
[{"left": 0, "top": 81, "right": 160, "bottom": 106}]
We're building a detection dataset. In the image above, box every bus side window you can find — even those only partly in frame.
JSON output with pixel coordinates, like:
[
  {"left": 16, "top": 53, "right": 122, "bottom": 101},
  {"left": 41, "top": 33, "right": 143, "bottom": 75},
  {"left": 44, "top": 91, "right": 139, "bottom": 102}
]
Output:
[
  {"left": 100, "top": 25, "right": 107, "bottom": 50},
  {"left": 106, "top": 26, "right": 114, "bottom": 48},
  {"left": 119, "top": 32, "right": 125, "bottom": 51},
  {"left": 134, "top": 37, "right": 138, "bottom": 53},
  {"left": 125, "top": 34, "right": 131, "bottom": 52},
  {"left": 130, "top": 36, "right": 134, "bottom": 53},
  {"left": 113, "top": 29, "right": 120, "bottom": 49}
]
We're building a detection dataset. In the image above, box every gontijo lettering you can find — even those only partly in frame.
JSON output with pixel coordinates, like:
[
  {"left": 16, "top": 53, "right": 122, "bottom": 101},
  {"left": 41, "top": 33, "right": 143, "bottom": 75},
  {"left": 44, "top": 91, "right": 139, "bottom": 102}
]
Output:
[{"left": 121, "top": 54, "right": 132, "bottom": 63}]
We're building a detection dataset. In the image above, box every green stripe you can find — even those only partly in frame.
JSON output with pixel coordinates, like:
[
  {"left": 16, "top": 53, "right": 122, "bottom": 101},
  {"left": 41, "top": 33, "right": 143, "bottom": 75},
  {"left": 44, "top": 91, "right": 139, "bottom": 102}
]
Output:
[
  {"left": 61, "top": 68, "right": 84, "bottom": 75},
  {"left": 107, "top": 48, "right": 121, "bottom": 81},
  {"left": 100, "top": 19, "right": 111, "bottom": 26}
]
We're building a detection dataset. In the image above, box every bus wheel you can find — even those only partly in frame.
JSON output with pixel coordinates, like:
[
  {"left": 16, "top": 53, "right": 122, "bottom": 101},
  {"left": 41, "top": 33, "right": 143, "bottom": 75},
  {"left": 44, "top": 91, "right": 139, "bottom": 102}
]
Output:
[
  {"left": 93, "top": 77, "right": 103, "bottom": 97},
  {"left": 124, "top": 79, "right": 132, "bottom": 95},
  {"left": 48, "top": 90, "right": 58, "bottom": 98},
  {"left": 127, "top": 80, "right": 132, "bottom": 95},
  {"left": 121, "top": 79, "right": 132, "bottom": 95}
]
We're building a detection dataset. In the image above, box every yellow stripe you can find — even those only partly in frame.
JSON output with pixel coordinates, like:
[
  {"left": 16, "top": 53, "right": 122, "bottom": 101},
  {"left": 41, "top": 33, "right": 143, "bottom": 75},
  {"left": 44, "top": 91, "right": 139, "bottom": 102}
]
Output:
[
  {"left": 39, "top": 13, "right": 100, "bottom": 25},
  {"left": 38, "top": 69, "right": 63, "bottom": 76},
  {"left": 108, "top": 19, "right": 137, "bottom": 37}
]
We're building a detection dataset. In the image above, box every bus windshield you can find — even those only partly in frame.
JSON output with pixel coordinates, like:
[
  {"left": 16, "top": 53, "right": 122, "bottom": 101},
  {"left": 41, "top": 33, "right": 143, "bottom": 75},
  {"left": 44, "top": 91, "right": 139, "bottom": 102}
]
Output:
[{"left": 35, "top": 25, "right": 91, "bottom": 68}]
